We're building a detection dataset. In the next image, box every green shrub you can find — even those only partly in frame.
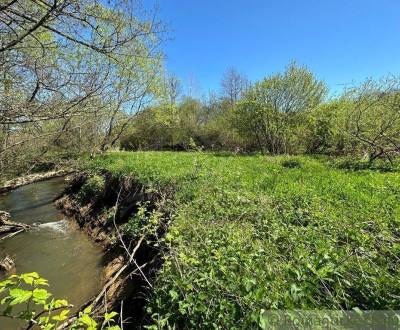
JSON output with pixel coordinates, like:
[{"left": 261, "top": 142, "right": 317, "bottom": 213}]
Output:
[
  {"left": 281, "top": 158, "right": 302, "bottom": 168},
  {"left": 121, "top": 202, "right": 163, "bottom": 239},
  {"left": 334, "top": 158, "right": 399, "bottom": 172},
  {"left": 121, "top": 213, "right": 143, "bottom": 237},
  {"left": 77, "top": 174, "right": 105, "bottom": 204}
]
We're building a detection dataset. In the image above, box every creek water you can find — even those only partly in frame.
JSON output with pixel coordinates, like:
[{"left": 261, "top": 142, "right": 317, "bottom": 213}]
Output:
[{"left": 0, "top": 177, "right": 104, "bottom": 328}]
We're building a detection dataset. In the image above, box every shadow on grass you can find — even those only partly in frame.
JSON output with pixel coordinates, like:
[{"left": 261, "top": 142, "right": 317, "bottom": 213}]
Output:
[{"left": 333, "top": 159, "right": 399, "bottom": 173}]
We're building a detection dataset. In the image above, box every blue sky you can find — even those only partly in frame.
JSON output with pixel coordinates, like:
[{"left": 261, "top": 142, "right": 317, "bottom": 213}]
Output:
[{"left": 150, "top": 0, "right": 400, "bottom": 96}]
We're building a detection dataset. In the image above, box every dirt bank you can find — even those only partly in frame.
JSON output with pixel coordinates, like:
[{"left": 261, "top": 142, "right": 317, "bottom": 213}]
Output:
[{"left": 55, "top": 172, "right": 171, "bottom": 328}]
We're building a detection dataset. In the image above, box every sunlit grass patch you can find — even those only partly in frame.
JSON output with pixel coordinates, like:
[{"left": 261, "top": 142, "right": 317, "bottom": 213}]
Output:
[{"left": 85, "top": 151, "right": 400, "bottom": 328}]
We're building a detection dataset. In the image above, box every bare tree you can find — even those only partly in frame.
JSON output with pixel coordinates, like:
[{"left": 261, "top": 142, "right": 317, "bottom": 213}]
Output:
[
  {"left": 165, "top": 73, "right": 182, "bottom": 105},
  {"left": 220, "top": 67, "right": 249, "bottom": 103}
]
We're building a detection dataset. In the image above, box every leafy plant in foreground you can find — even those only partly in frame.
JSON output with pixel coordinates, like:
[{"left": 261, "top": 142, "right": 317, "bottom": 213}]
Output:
[{"left": 0, "top": 272, "right": 120, "bottom": 330}]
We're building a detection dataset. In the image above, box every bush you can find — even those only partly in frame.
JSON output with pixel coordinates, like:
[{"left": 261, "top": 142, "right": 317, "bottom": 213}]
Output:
[
  {"left": 121, "top": 213, "right": 143, "bottom": 237},
  {"left": 334, "top": 158, "right": 399, "bottom": 172},
  {"left": 77, "top": 174, "right": 105, "bottom": 204},
  {"left": 281, "top": 158, "right": 302, "bottom": 168},
  {"left": 121, "top": 202, "right": 164, "bottom": 239}
]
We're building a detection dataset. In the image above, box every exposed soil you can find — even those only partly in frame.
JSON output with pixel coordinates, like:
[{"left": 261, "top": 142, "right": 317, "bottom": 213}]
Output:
[{"left": 55, "top": 172, "right": 171, "bottom": 329}]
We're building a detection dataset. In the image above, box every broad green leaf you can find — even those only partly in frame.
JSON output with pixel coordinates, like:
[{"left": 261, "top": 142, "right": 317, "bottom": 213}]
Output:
[
  {"left": 54, "top": 299, "right": 69, "bottom": 308},
  {"left": 38, "top": 315, "right": 50, "bottom": 324},
  {"left": 33, "top": 288, "right": 51, "bottom": 304},
  {"left": 83, "top": 305, "right": 92, "bottom": 314},
  {"left": 0, "top": 279, "right": 16, "bottom": 288},
  {"left": 78, "top": 313, "right": 97, "bottom": 327},
  {"left": 52, "top": 309, "right": 69, "bottom": 321},
  {"left": 104, "top": 311, "right": 118, "bottom": 321},
  {"left": 9, "top": 288, "right": 32, "bottom": 305},
  {"left": 20, "top": 272, "right": 40, "bottom": 285}
]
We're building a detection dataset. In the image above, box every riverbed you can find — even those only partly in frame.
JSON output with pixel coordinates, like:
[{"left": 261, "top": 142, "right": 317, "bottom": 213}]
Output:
[{"left": 0, "top": 177, "right": 104, "bottom": 327}]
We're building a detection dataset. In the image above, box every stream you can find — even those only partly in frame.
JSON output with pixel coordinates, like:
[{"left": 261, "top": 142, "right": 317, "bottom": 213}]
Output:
[{"left": 0, "top": 177, "right": 104, "bottom": 328}]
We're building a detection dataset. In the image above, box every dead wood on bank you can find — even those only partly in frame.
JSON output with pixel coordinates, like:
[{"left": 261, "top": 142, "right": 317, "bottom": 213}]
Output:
[
  {"left": 0, "top": 211, "right": 31, "bottom": 240},
  {"left": 0, "top": 169, "right": 73, "bottom": 195}
]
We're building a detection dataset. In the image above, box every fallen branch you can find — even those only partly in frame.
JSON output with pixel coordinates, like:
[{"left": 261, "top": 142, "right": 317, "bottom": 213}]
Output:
[
  {"left": 0, "top": 169, "right": 73, "bottom": 194},
  {"left": 0, "top": 211, "right": 31, "bottom": 239},
  {"left": 0, "top": 229, "right": 25, "bottom": 241}
]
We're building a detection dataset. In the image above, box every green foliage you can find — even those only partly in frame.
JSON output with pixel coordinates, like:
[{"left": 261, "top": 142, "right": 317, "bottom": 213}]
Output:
[
  {"left": 0, "top": 273, "right": 120, "bottom": 329},
  {"left": 121, "top": 203, "right": 147, "bottom": 237},
  {"left": 121, "top": 202, "right": 164, "bottom": 239},
  {"left": 120, "top": 96, "right": 247, "bottom": 152},
  {"left": 304, "top": 99, "right": 350, "bottom": 154},
  {"left": 332, "top": 157, "right": 400, "bottom": 172},
  {"left": 344, "top": 77, "right": 400, "bottom": 161},
  {"left": 281, "top": 158, "right": 302, "bottom": 168},
  {"left": 87, "top": 151, "right": 400, "bottom": 328},
  {"left": 77, "top": 175, "right": 106, "bottom": 204},
  {"left": 234, "top": 62, "right": 328, "bottom": 154},
  {"left": 119, "top": 67, "right": 399, "bottom": 163}
]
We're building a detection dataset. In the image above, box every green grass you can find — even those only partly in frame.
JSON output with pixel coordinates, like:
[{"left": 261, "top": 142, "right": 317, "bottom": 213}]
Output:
[{"left": 86, "top": 151, "right": 400, "bottom": 329}]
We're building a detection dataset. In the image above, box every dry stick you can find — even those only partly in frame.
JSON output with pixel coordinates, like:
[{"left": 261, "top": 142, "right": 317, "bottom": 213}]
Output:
[
  {"left": 0, "top": 229, "right": 25, "bottom": 240},
  {"left": 120, "top": 300, "right": 124, "bottom": 330},
  {"left": 92, "top": 263, "right": 128, "bottom": 308},
  {"left": 112, "top": 187, "right": 153, "bottom": 288},
  {"left": 56, "top": 237, "right": 146, "bottom": 329}
]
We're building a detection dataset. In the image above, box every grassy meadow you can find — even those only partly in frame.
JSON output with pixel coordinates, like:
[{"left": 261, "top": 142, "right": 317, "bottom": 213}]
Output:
[{"left": 86, "top": 151, "right": 400, "bottom": 328}]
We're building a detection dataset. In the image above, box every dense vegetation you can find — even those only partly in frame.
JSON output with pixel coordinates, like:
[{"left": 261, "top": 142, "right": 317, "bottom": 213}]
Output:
[
  {"left": 120, "top": 65, "right": 400, "bottom": 165},
  {"left": 2, "top": 7, "right": 400, "bottom": 180},
  {"left": 85, "top": 151, "right": 400, "bottom": 328},
  {"left": 1, "top": 1, "right": 400, "bottom": 329}
]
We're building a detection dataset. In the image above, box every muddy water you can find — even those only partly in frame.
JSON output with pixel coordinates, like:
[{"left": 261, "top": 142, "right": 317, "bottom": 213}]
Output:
[{"left": 0, "top": 177, "right": 104, "bottom": 328}]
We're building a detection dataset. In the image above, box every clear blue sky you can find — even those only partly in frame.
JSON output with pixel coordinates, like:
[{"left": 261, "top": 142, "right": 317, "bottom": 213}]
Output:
[{"left": 149, "top": 0, "right": 400, "bottom": 96}]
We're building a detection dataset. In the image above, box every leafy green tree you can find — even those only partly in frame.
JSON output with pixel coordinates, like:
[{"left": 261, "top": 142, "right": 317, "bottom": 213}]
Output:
[
  {"left": 234, "top": 62, "right": 327, "bottom": 154},
  {"left": 304, "top": 99, "right": 350, "bottom": 154},
  {"left": 0, "top": 0, "right": 165, "bottom": 178}
]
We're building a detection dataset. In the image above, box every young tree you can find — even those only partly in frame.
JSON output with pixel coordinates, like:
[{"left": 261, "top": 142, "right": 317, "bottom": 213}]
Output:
[{"left": 234, "top": 62, "right": 327, "bottom": 154}]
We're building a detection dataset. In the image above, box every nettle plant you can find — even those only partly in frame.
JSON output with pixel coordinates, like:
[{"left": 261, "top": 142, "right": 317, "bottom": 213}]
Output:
[{"left": 0, "top": 272, "right": 120, "bottom": 330}]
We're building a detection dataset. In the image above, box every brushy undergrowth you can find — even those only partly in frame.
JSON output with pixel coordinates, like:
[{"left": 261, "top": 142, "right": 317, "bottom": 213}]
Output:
[
  {"left": 77, "top": 174, "right": 105, "bottom": 204},
  {"left": 85, "top": 151, "right": 400, "bottom": 329}
]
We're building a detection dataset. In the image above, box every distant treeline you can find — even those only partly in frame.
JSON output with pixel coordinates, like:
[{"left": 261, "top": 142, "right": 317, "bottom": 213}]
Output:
[
  {"left": 121, "top": 63, "right": 400, "bottom": 163},
  {"left": 1, "top": 0, "right": 399, "bottom": 181}
]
